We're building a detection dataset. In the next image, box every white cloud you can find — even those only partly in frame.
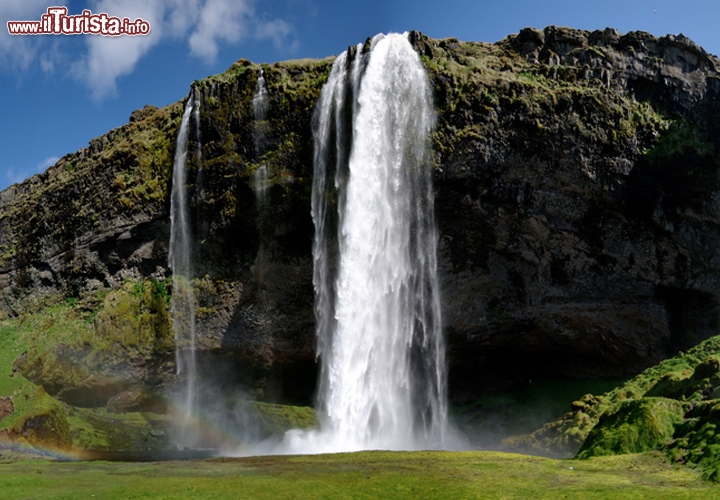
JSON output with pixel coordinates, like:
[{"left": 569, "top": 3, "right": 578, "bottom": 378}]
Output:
[
  {"left": 4, "top": 156, "right": 60, "bottom": 187},
  {"left": 189, "top": 0, "right": 253, "bottom": 61},
  {"left": 0, "top": 0, "right": 49, "bottom": 70},
  {"left": 75, "top": 0, "right": 166, "bottom": 101},
  {"left": 36, "top": 156, "right": 60, "bottom": 172},
  {"left": 78, "top": 0, "right": 296, "bottom": 100},
  {"left": 2, "top": 0, "right": 296, "bottom": 102},
  {"left": 38, "top": 39, "right": 63, "bottom": 74},
  {"left": 256, "top": 19, "right": 295, "bottom": 51},
  {"left": 165, "top": 0, "right": 201, "bottom": 36}
]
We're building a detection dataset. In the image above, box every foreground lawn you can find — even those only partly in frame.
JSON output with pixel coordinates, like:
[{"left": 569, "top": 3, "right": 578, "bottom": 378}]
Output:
[{"left": 0, "top": 450, "right": 717, "bottom": 499}]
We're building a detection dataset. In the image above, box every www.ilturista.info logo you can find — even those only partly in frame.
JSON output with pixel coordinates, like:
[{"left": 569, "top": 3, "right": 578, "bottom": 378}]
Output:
[{"left": 7, "top": 6, "right": 150, "bottom": 36}]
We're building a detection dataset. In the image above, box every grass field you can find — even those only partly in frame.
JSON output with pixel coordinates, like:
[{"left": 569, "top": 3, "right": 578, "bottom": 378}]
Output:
[{"left": 0, "top": 450, "right": 718, "bottom": 499}]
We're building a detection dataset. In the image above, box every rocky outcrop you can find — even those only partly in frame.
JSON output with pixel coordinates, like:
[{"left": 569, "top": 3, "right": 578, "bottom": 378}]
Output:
[
  {"left": 0, "top": 398, "right": 13, "bottom": 423},
  {"left": 2, "top": 27, "right": 720, "bottom": 407},
  {"left": 419, "top": 27, "right": 720, "bottom": 399}
]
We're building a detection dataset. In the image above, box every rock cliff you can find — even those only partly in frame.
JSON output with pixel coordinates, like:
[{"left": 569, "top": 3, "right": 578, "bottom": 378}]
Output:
[{"left": 1, "top": 26, "right": 720, "bottom": 414}]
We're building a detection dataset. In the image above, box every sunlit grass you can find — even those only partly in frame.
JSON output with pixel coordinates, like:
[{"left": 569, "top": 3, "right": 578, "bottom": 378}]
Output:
[
  {"left": 0, "top": 322, "right": 26, "bottom": 395},
  {"left": 0, "top": 451, "right": 717, "bottom": 499}
]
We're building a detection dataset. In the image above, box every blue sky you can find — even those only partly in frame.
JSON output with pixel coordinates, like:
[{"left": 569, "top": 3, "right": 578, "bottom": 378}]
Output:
[{"left": 1, "top": 0, "right": 718, "bottom": 192}]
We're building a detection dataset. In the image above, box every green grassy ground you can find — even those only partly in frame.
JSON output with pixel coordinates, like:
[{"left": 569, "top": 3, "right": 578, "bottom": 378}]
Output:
[{"left": 0, "top": 450, "right": 717, "bottom": 499}]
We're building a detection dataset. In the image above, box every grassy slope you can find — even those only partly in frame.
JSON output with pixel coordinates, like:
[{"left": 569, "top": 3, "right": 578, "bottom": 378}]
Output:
[
  {"left": 0, "top": 450, "right": 716, "bottom": 499},
  {"left": 0, "top": 318, "right": 59, "bottom": 436},
  {"left": 0, "top": 285, "right": 316, "bottom": 453},
  {"left": 0, "top": 292, "right": 170, "bottom": 450},
  {"left": 502, "top": 334, "right": 720, "bottom": 481}
]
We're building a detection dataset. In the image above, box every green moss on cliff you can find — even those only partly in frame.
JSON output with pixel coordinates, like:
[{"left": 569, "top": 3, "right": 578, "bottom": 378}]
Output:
[
  {"left": 0, "top": 280, "right": 174, "bottom": 450},
  {"left": 419, "top": 36, "right": 670, "bottom": 174},
  {"left": 646, "top": 118, "right": 716, "bottom": 162},
  {"left": 4, "top": 280, "right": 171, "bottom": 410},
  {"left": 16, "top": 387, "right": 72, "bottom": 450},
  {"left": 93, "top": 279, "right": 173, "bottom": 358}
]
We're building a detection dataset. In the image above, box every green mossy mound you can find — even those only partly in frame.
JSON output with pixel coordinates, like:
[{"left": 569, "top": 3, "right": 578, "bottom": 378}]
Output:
[
  {"left": 250, "top": 401, "right": 316, "bottom": 436},
  {"left": 577, "top": 398, "right": 685, "bottom": 458},
  {"left": 14, "top": 280, "right": 173, "bottom": 409},
  {"left": 8, "top": 387, "right": 72, "bottom": 451},
  {"left": 503, "top": 335, "right": 720, "bottom": 457},
  {"left": 504, "top": 335, "right": 720, "bottom": 480},
  {"left": 666, "top": 400, "right": 720, "bottom": 481},
  {"left": 66, "top": 406, "right": 172, "bottom": 452}
]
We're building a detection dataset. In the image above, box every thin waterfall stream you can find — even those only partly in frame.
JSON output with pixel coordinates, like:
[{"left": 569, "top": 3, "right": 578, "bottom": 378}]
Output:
[
  {"left": 253, "top": 69, "right": 270, "bottom": 200},
  {"left": 169, "top": 91, "right": 201, "bottom": 448}
]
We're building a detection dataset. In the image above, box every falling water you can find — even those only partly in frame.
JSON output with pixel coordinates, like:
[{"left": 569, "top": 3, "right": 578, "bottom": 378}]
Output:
[
  {"left": 169, "top": 92, "right": 200, "bottom": 448},
  {"left": 253, "top": 164, "right": 268, "bottom": 201},
  {"left": 252, "top": 70, "right": 270, "bottom": 200},
  {"left": 286, "top": 33, "right": 449, "bottom": 453},
  {"left": 193, "top": 92, "right": 204, "bottom": 200},
  {"left": 252, "top": 69, "right": 269, "bottom": 124}
]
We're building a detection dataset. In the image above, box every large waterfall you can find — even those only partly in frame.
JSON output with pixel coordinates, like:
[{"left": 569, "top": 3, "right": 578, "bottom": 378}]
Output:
[
  {"left": 169, "top": 92, "right": 200, "bottom": 448},
  {"left": 285, "top": 33, "right": 449, "bottom": 453}
]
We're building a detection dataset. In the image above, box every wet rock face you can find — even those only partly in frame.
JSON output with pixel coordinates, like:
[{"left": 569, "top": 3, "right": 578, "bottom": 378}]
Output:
[{"left": 2, "top": 28, "right": 720, "bottom": 404}]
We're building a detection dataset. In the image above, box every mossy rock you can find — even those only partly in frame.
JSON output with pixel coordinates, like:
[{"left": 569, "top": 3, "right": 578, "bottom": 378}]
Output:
[
  {"left": 665, "top": 401, "right": 720, "bottom": 481},
  {"left": 93, "top": 279, "right": 173, "bottom": 358},
  {"left": 21, "top": 407, "right": 72, "bottom": 451},
  {"left": 18, "top": 387, "right": 72, "bottom": 451},
  {"left": 15, "top": 280, "right": 173, "bottom": 408},
  {"left": 645, "top": 371, "right": 696, "bottom": 399},
  {"left": 250, "top": 401, "right": 316, "bottom": 437},
  {"left": 644, "top": 358, "right": 720, "bottom": 401},
  {"left": 577, "top": 397, "right": 685, "bottom": 459},
  {"left": 65, "top": 407, "right": 171, "bottom": 452},
  {"left": 504, "top": 336, "right": 720, "bottom": 458}
]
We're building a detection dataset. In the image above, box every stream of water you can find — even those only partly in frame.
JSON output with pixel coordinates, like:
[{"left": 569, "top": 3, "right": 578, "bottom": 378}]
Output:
[
  {"left": 284, "top": 32, "right": 450, "bottom": 453},
  {"left": 169, "top": 92, "right": 200, "bottom": 448}
]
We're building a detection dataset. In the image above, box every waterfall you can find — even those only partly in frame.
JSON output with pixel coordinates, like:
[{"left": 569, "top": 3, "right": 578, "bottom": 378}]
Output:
[
  {"left": 252, "top": 69, "right": 270, "bottom": 200},
  {"left": 253, "top": 164, "right": 268, "bottom": 201},
  {"left": 169, "top": 92, "right": 200, "bottom": 448},
  {"left": 193, "top": 92, "right": 203, "bottom": 200},
  {"left": 252, "top": 69, "right": 269, "bottom": 124},
  {"left": 287, "top": 32, "right": 449, "bottom": 453}
]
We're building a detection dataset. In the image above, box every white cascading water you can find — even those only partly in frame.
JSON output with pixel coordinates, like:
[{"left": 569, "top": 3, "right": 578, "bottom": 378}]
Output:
[
  {"left": 193, "top": 93, "right": 204, "bottom": 200},
  {"left": 169, "top": 92, "right": 200, "bottom": 448},
  {"left": 283, "top": 33, "right": 449, "bottom": 453},
  {"left": 252, "top": 69, "right": 270, "bottom": 200}
]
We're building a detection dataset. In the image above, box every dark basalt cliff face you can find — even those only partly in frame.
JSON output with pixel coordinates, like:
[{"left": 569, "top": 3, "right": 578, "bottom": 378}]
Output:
[{"left": 1, "top": 26, "right": 720, "bottom": 409}]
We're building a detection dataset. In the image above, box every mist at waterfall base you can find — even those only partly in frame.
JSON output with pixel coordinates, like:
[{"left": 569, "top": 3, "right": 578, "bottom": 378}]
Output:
[{"left": 168, "top": 33, "right": 466, "bottom": 455}]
